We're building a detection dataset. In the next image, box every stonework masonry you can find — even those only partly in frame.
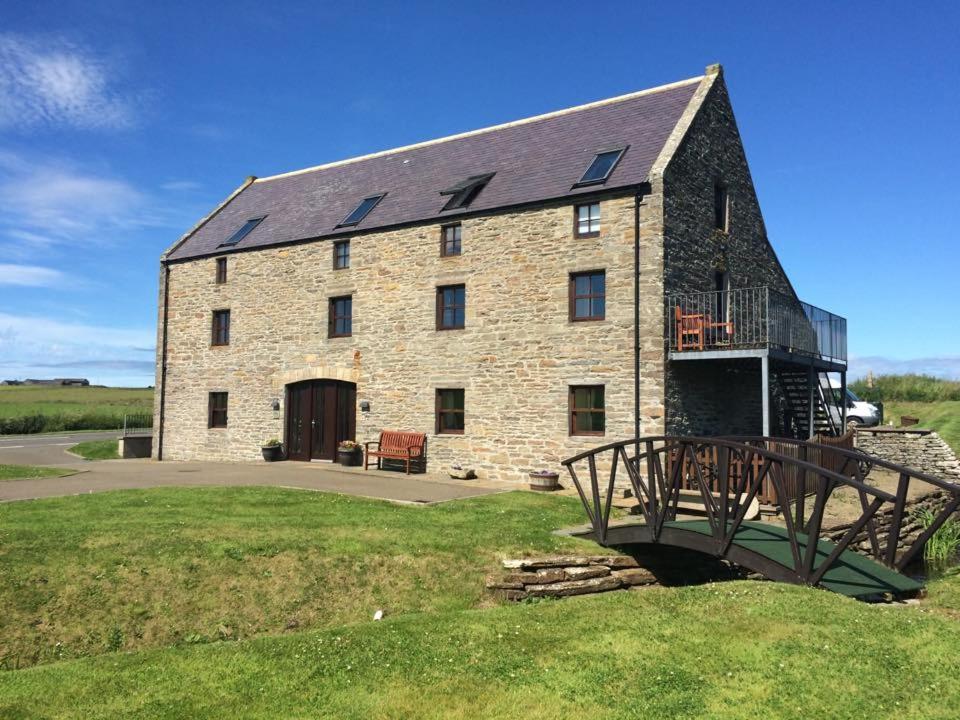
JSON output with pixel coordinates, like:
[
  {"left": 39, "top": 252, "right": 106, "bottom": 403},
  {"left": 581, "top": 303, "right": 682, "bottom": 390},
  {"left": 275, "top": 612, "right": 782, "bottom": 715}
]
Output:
[
  {"left": 155, "top": 192, "right": 666, "bottom": 481},
  {"left": 661, "top": 72, "right": 799, "bottom": 436},
  {"left": 154, "top": 69, "right": 806, "bottom": 481},
  {"left": 856, "top": 428, "right": 960, "bottom": 482}
]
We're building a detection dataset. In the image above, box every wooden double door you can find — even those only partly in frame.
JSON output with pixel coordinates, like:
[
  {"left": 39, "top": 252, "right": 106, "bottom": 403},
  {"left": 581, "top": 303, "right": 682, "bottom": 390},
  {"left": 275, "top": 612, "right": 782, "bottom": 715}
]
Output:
[{"left": 285, "top": 380, "right": 356, "bottom": 461}]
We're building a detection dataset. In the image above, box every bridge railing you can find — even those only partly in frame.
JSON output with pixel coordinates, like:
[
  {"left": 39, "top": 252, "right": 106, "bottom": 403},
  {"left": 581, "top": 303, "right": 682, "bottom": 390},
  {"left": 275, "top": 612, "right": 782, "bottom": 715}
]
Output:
[{"left": 561, "top": 436, "right": 960, "bottom": 589}]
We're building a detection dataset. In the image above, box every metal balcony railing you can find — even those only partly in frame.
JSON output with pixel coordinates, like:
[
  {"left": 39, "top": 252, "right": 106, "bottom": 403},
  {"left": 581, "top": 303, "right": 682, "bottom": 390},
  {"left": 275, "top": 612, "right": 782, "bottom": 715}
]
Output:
[{"left": 667, "top": 286, "right": 847, "bottom": 363}]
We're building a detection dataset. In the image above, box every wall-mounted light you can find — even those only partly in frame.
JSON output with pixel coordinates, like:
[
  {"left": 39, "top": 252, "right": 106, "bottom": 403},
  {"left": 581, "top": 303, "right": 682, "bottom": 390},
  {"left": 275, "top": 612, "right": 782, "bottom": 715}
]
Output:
[
  {"left": 271, "top": 398, "right": 280, "bottom": 418},
  {"left": 360, "top": 400, "right": 370, "bottom": 412}
]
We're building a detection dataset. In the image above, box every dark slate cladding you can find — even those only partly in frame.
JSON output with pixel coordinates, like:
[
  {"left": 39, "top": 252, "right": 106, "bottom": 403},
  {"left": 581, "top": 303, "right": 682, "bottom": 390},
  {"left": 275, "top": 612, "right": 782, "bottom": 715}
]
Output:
[{"left": 167, "top": 79, "right": 699, "bottom": 261}]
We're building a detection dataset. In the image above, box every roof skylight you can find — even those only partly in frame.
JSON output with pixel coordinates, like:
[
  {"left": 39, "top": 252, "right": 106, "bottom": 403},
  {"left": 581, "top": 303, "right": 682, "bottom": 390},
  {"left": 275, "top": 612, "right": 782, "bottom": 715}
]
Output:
[
  {"left": 220, "top": 216, "right": 266, "bottom": 247},
  {"left": 576, "top": 148, "right": 627, "bottom": 186},
  {"left": 338, "top": 194, "right": 386, "bottom": 227},
  {"left": 440, "top": 173, "right": 495, "bottom": 211}
]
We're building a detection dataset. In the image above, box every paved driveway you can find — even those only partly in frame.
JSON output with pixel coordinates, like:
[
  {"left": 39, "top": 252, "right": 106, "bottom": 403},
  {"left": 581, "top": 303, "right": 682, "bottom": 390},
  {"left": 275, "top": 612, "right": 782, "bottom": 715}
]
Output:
[
  {"left": 0, "top": 431, "right": 118, "bottom": 466},
  {"left": 0, "top": 457, "right": 513, "bottom": 505}
]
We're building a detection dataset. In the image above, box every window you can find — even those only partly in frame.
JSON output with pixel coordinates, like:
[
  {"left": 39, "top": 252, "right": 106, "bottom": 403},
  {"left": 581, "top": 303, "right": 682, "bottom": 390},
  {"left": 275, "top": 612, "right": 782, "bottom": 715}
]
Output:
[
  {"left": 576, "top": 148, "right": 627, "bottom": 186},
  {"left": 208, "top": 392, "right": 228, "bottom": 428},
  {"left": 714, "top": 182, "right": 729, "bottom": 232},
  {"left": 575, "top": 203, "right": 601, "bottom": 237},
  {"left": 215, "top": 257, "right": 227, "bottom": 284},
  {"left": 338, "top": 194, "right": 385, "bottom": 227},
  {"left": 220, "top": 216, "right": 265, "bottom": 247},
  {"left": 440, "top": 173, "right": 495, "bottom": 211},
  {"left": 441, "top": 224, "right": 462, "bottom": 257},
  {"left": 333, "top": 240, "right": 350, "bottom": 269},
  {"left": 569, "top": 271, "right": 605, "bottom": 321},
  {"left": 436, "top": 284, "right": 465, "bottom": 330},
  {"left": 714, "top": 270, "right": 730, "bottom": 324},
  {"left": 569, "top": 385, "right": 605, "bottom": 436},
  {"left": 436, "top": 389, "right": 465, "bottom": 434},
  {"left": 211, "top": 310, "right": 231, "bottom": 346},
  {"left": 329, "top": 295, "right": 352, "bottom": 337}
]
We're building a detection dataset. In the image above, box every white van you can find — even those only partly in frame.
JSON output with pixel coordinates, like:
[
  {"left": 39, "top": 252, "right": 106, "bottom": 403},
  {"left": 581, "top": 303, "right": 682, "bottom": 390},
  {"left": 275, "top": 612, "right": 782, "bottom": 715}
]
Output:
[{"left": 822, "top": 376, "right": 881, "bottom": 428}]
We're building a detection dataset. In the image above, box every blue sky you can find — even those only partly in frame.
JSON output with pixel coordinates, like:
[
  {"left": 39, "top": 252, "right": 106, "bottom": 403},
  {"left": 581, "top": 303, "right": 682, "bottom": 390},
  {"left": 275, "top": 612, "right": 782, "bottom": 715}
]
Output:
[{"left": 0, "top": 1, "right": 958, "bottom": 386}]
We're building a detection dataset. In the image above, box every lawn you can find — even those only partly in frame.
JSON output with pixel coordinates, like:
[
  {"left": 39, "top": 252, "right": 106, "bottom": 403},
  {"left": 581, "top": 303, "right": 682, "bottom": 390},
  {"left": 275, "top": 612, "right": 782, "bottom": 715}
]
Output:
[
  {"left": 2, "top": 581, "right": 960, "bottom": 719},
  {"left": 881, "top": 401, "right": 960, "bottom": 453},
  {"left": 69, "top": 439, "right": 120, "bottom": 460},
  {"left": 0, "top": 385, "right": 153, "bottom": 434},
  {"left": 0, "top": 464, "right": 73, "bottom": 481},
  {"left": 3, "top": 487, "right": 960, "bottom": 719},
  {"left": 0, "top": 487, "right": 591, "bottom": 668}
]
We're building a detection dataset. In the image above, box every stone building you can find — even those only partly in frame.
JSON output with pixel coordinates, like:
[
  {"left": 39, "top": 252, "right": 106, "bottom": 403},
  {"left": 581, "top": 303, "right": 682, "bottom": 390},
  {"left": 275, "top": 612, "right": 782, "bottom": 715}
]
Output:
[{"left": 154, "top": 64, "right": 847, "bottom": 481}]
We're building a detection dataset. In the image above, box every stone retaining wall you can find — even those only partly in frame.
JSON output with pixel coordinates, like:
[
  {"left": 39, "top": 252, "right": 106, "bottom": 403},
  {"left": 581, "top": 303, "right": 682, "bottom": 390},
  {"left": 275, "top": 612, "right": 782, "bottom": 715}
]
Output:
[
  {"left": 824, "top": 490, "right": 955, "bottom": 560},
  {"left": 857, "top": 428, "right": 960, "bottom": 481},
  {"left": 486, "top": 555, "right": 657, "bottom": 601}
]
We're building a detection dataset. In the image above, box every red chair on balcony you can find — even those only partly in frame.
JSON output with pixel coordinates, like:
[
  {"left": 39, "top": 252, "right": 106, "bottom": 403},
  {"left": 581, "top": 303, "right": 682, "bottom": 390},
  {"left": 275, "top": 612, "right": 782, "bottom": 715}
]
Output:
[{"left": 675, "top": 306, "right": 706, "bottom": 351}]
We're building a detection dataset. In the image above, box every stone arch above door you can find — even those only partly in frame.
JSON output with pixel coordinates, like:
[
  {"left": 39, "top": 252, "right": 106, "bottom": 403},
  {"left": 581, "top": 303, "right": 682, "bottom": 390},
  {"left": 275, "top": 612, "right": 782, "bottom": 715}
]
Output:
[{"left": 272, "top": 366, "right": 359, "bottom": 390}]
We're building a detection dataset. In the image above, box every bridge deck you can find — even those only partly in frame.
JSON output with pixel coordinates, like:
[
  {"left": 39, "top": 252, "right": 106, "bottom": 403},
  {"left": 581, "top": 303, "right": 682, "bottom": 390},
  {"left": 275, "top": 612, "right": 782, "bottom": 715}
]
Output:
[{"left": 577, "top": 518, "right": 924, "bottom": 598}]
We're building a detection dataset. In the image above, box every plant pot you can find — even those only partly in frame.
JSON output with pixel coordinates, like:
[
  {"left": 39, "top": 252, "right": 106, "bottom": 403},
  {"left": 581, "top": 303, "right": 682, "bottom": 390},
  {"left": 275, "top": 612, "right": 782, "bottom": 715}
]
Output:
[
  {"left": 449, "top": 467, "right": 476, "bottom": 480},
  {"left": 261, "top": 445, "right": 283, "bottom": 462},
  {"left": 337, "top": 449, "right": 362, "bottom": 466},
  {"left": 528, "top": 472, "right": 560, "bottom": 491}
]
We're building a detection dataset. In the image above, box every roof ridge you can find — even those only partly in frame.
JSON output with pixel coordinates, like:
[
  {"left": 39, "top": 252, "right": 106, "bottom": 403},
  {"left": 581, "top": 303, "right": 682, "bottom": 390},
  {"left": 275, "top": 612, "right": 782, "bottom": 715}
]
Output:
[{"left": 254, "top": 75, "right": 704, "bottom": 184}]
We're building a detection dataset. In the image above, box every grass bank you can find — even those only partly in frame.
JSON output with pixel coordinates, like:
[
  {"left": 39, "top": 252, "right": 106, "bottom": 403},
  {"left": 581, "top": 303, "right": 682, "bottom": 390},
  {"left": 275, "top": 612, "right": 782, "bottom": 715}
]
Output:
[
  {"left": 881, "top": 400, "right": 960, "bottom": 453},
  {"left": 0, "top": 464, "right": 73, "bottom": 481},
  {"left": 69, "top": 439, "right": 120, "bottom": 460},
  {"left": 0, "top": 385, "right": 153, "bottom": 434},
  {"left": 0, "top": 487, "right": 590, "bottom": 669},
  {"left": 2, "top": 581, "right": 960, "bottom": 719}
]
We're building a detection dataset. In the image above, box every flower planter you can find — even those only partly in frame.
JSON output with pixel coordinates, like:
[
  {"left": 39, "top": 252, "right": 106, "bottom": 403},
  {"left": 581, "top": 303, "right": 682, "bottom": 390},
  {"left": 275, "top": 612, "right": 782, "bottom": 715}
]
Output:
[
  {"left": 261, "top": 445, "right": 283, "bottom": 462},
  {"left": 337, "top": 449, "right": 362, "bottom": 466},
  {"left": 528, "top": 472, "right": 560, "bottom": 491}
]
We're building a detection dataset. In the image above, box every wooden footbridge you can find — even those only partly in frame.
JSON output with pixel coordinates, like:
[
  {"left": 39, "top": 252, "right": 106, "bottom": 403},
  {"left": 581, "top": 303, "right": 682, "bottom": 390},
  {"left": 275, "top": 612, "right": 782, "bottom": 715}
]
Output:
[{"left": 562, "top": 436, "right": 960, "bottom": 598}]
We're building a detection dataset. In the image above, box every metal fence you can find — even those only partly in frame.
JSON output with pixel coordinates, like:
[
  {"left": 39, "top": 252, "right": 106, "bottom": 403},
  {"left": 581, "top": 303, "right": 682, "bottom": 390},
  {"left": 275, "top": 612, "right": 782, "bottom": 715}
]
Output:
[
  {"left": 667, "top": 286, "right": 847, "bottom": 363},
  {"left": 122, "top": 413, "right": 154, "bottom": 436}
]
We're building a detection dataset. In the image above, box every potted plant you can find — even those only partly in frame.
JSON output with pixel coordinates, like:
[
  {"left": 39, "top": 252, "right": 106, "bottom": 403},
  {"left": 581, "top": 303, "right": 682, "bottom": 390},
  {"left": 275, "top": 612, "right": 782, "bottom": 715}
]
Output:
[
  {"left": 528, "top": 469, "right": 560, "bottom": 491},
  {"left": 337, "top": 440, "right": 362, "bottom": 466},
  {"left": 261, "top": 438, "right": 283, "bottom": 462}
]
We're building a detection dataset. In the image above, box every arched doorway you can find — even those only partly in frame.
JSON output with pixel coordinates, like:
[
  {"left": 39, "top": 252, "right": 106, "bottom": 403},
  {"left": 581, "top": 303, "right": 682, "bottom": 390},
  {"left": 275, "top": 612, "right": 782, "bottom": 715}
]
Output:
[{"left": 285, "top": 380, "right": 356, "bottom": 461}]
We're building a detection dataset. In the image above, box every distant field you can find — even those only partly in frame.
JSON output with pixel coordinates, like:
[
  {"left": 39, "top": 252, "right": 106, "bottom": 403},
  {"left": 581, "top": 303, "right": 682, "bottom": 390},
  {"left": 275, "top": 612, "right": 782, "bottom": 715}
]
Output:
[{"left": 0, "top": 386, "right": 153, "bottom": 434}]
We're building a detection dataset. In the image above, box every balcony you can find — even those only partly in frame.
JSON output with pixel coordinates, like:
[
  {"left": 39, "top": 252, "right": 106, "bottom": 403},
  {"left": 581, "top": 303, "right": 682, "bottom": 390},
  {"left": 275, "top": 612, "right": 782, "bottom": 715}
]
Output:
[{"left": 667, "top": 286, "right": 847, "bottom": 370}]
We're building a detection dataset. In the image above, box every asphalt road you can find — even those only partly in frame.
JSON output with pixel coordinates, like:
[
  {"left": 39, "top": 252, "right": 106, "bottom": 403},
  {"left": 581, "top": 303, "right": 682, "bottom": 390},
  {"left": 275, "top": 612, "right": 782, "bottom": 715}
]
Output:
[{"left": 0, "top": 431, "right": 119, "bottom": 466}]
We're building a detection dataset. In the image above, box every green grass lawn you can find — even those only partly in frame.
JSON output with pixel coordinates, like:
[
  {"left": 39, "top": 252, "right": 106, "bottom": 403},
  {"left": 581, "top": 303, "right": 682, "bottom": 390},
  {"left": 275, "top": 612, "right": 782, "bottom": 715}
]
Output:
[
  {"left": 68, "top": 439, "right": 120, "bottom": 460},
  {"left": 0, "top": 385, "right": 153, "bottom": 434},
  {"left": 0, "top": 464, "right": 73, "bottom": 481},
  {"left": 2, "top": 581, "right": 960, "bottom": 719},
  {"left": 3, "top": 486, "right": 960, "bottom": 718},
  {"left": 881, "top": 401, "right": 960, "bottom": 453},
  {"left": 0, "top": 487, "right": 591, "bottom": 669}
]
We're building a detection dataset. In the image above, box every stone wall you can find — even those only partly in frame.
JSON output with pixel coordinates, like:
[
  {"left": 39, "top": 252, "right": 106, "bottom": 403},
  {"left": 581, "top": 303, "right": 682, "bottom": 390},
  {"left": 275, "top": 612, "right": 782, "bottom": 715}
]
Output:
[
  {"left": 825, "top": 489, "right": 957, "bottom": 562},
  {"left": 857, "top": 428, "right": 960, "bottom": 481},
  {"left": 155, "top": 193, "right": 668, "bottom": 481},
  {"left": 660, "top": 71, "right": 799, "bottom": 436},
  {"left": 486, "top": 555, "right": 656, "bottom": 601},
  {"left": 665, "top": 358, "right": 762, "bottom": 435}
]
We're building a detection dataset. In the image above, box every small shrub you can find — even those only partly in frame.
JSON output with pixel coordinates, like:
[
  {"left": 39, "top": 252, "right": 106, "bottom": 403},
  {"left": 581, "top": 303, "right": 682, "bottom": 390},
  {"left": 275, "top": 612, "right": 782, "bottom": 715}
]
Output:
[{"left": 106, "top": 626, "right": 124, "bottom": 652}]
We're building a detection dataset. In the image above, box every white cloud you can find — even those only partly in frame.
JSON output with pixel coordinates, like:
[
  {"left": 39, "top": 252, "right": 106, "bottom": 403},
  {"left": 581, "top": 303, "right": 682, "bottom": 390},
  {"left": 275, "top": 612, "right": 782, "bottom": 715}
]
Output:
[
  {"left": 0, "top": 264, "right": 67, "bottom": 287},
  {"left": 160, "top": 180, "right": 203, "bottom": 192},
  {"left": 0, "top": 311, "right": 155, "bottom": 385},
  {"left": 0, "top": 151, "right": 167, "bottom": 251},
  {"left": 848, "top": 355, "right": 960, "bottom": 382},
  {"left": 0, "top": 33, "right": 136, "bottom": 130}
]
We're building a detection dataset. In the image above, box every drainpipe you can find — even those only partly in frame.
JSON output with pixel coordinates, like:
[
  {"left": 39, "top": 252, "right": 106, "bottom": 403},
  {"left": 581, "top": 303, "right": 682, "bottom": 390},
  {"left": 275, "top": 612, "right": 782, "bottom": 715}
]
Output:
[
  {"left": 634, "top": 190, "right": 645, "bottom": 454},
  {"left": 156, "top": 261, "right": 170, "bottom": 460}
]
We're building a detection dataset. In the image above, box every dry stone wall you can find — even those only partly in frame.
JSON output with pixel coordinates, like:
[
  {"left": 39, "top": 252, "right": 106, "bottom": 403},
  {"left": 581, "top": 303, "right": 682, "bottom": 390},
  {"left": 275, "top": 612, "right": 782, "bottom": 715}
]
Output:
[
  {"left": 155, "top": 193, "right": 667, "bottom": 481},
  {"left": 857, "top": 428, "right": 960, "bottom": 481}
]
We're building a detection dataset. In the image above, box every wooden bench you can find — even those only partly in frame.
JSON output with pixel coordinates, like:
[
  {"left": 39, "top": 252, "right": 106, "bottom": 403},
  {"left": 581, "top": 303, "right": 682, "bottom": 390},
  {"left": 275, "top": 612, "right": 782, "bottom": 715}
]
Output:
[{"left": 364, "top": 431, "right": 427, "bottom": 474}]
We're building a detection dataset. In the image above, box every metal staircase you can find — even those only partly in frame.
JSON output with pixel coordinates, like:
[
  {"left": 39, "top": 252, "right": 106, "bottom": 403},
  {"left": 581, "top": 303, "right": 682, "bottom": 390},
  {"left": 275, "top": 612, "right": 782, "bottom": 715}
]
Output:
[{"left": 773, "top": 370, "right": 841, "bottom": 438}]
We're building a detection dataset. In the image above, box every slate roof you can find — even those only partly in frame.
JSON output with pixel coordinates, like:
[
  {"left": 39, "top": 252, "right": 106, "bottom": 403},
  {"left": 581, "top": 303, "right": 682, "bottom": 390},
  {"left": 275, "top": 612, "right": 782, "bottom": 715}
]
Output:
[{"left": 166, "top": 76, "right": 701, "bottom": 262}]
